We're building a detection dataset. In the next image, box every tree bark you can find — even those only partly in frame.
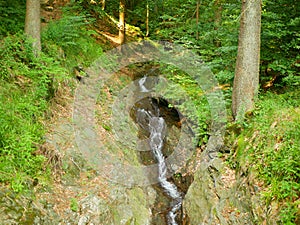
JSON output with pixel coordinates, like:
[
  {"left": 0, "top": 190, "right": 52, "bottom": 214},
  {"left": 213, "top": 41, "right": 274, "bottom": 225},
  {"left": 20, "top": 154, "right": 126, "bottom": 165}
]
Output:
[
  {"left": 213, "top": 0, "right": 222, "bottom": 47},
  {"left": 232, "top": 0, "right": 261, "bottom": 121},
  {"left": 25, "top": 0, "right": 41, "bottom": 56},
  {"left": 119, "top": 0, "right": 126, "bottom": 45},
  {"left": 146, "top": 1, "right": 149, "bottom": 37},
  {"left": 102, "top": 0, "right": 105, "bottom": 10},
  {"left": 196, "top": 0, "right": 200, "bottom": 40}
]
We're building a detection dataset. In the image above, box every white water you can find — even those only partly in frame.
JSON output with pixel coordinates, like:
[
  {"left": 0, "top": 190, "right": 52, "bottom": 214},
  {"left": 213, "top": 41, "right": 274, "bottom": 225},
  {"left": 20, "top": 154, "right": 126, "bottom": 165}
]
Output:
[
  {"left": 138, "top": 76, "right": 149, "bottom": 92},
  {"left": 136, "top": 96, "right": 182, "bottom": 225},
  {"left": 149, "top": 117, "right": 182, "bottom": 225}
]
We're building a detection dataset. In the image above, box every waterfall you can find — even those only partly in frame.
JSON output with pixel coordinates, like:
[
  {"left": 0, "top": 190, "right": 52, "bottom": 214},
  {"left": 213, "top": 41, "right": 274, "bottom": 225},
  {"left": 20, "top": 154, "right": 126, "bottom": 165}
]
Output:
[
  {"left": 138, "top": 76, "right": 149, "bottom": 92},
  {"left": 148, "top": 117, "right": 182, "bottom": 225},
  {"left": 136, "top": 78, "right": 182, "bottom": 225}
]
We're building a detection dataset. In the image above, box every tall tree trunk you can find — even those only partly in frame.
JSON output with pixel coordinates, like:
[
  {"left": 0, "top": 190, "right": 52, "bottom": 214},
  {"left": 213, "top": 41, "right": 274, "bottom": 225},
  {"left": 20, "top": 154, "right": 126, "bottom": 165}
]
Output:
[
  {"left": 196, "top": 0, "right": 200, "bottom": 40},
  {"left": 119, "top": 0, "right": 126, "bottom": 45},
  {"left": 232, "top": 0, "right": 261, "bottom": 121},
  {"left": 213, "top": 0, "right": 222, "bottom": 47},
  {"left": 25, "top": 0, "right": 41, "bottom": 56},
  {"left": 146, "top": 1, "right": 149, "bottom": 37},
  {"left": 102, "top": 0, "right": 105, "bottom": 10}
]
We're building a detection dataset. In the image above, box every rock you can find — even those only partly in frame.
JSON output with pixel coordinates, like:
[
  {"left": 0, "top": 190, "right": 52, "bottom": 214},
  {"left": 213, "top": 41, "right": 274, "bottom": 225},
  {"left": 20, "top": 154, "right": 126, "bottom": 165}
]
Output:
[{"left": 182, "top": 148, "right": 280, "bottom": 225}]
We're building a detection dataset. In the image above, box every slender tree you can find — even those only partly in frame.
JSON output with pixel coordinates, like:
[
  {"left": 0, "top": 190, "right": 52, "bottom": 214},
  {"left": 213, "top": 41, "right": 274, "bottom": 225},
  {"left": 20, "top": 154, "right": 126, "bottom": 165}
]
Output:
[
  {"left": 25, "top": 0, "right": 41, "bottom": 56},
  {"left": 213, "top": 0, "right": 222, "bottom": 47},
  {"left": 102, "top": 0, "right": 105, "bottom": 10},
  {"left": 232, "top": 0, "right": 262, "bottom": 121},
  {"left": 146, "top": 1, "right": 149, "bottom": 37},
  {"left": 119, "top": 0, "right": 126, "bottom": 44},
  {"left": 196, "top": 0, "right": 200, "bottom": 40}
]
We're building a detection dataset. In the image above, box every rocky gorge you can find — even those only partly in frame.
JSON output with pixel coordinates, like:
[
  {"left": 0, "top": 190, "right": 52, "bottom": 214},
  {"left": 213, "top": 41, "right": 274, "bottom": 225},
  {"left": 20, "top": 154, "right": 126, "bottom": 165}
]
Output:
[{"left": 0, "top": 65, "right": 279, "bottom": 225}]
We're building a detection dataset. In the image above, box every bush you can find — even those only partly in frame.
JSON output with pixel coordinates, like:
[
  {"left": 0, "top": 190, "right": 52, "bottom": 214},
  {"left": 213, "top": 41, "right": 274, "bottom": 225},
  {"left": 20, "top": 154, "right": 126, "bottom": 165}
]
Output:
[
  {"left": 0, "top": 0, "right": 26, "bottom": 38},
  {"left": 159, "top": 64, "right": 211, "bottom": 146}
]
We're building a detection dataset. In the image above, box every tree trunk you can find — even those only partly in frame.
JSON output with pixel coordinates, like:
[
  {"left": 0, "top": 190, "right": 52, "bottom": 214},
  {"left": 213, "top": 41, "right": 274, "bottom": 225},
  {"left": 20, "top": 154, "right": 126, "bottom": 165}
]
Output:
[
  {"left": 213, "top": 0, "right": 222, "bottom": 47},
  {"left": 232, "top": 0, "right": 261, "bottom": 121},
  {"left": 146, "top": 1, "right": 149, "bottom": 37},
  {"left": 25, "top": 0, "right": 41, "bottom": 56},
  {"left": 102, "top": 0, "right": 105, "bottom": 10},
  {"left": 119, "top": 0, "right": 126, "bottom": 45},
  {"left": 196, "top": 0, "right": 200, "bottom": 40}
]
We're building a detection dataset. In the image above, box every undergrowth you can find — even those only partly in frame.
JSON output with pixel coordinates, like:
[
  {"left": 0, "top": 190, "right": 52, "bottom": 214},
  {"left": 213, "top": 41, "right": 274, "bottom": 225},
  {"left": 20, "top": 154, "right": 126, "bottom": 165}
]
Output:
[
  {"left": 159, "top": 64, "right": 211, "bottom": 146},
  {"left": 42, "top": 12, "right": 103, "bottom": 72},
  {"left": 0, "top": 7, "right": 103, "bottom": 192},
  {"left": 0, "top": 34, "right": 67, "bottom": 192},
  {"left": 229, "top": 88, "right": 300, "bottom": 224}
]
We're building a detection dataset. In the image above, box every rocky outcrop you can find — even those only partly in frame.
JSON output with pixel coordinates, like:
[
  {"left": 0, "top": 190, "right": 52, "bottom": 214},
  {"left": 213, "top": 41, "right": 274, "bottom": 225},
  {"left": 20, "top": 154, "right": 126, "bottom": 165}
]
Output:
[
  {"left": 0, "top": 68, "right": 279, "bottom": 225},
  {"left": 183, "top": 150, "right": 279, "bottom": 225},
  {"left": 0, "top": 115, "right": 156, "bottom": 225},
  {"left": 183, "top": 157, "right": 253, "bottom": 224}
]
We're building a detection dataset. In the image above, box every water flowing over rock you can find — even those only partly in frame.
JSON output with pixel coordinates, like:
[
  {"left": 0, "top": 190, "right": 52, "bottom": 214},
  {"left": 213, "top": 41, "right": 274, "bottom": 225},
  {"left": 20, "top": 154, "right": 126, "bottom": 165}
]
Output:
[
  {"left": 136, "top": 107, "right": 183, "bottom": 225},
  {"left": 0, "top": 66, "right": 279, "bottom": 225},
  {"left": 139, "top": 76, "right": 150, "bottom": 92}
]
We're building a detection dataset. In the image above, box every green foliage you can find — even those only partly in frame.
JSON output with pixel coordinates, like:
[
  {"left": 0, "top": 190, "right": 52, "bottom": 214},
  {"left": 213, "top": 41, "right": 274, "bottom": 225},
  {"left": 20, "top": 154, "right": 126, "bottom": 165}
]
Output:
[
  {"left": 158, "top": 65, "right": 211, "bottom": 146},
  {"left": 42, "top": 13, "right": 103, "bottom": 70},
  {"left": 0, "top": 34, "right": 69, "bottom": 192},
  {"left": 261, "top": 0, "right": 300, "bottom": 86},
  {"left": 70, "top": 198, "right": 79, "bottom": 212},
  {"left": 129, "top": 0, "right": 240, "bottom": 87},
  {"left": 0, "top": 2, "right": 104, "bottom": 192},
  {"left": 42, "top": 15, "right": 89, "bottom": 49},
  {"left": 231, "top": 88, "right": 300, "bottom": 224},
  {"left": 129, "top": 0, "right": 299, "bottom": 88},
  {"left": 0, "top": 0, "right": 26, "bottom": 38}
]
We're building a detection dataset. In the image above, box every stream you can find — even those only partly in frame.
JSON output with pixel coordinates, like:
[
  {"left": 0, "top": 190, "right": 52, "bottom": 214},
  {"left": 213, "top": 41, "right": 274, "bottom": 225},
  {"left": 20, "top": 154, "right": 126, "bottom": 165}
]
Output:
[
  {"left": 0, "top": 68, "right": 259, "bottom": 225},
  {"left": 135, "top": 76, "right": 183, "bottom": 225}
]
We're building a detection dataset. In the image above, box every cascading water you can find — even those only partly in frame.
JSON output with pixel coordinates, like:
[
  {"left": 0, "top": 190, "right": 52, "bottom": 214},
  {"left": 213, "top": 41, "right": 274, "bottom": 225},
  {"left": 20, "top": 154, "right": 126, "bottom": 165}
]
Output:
[
  {"left": 135, "top": 77, "right": 182, "bottom": 225},
  {"left": 138, "top": 76, "right": 149, "bottom": 92},
  {"left": 148, "top": 116, "right": 182, "bottom": 225}
]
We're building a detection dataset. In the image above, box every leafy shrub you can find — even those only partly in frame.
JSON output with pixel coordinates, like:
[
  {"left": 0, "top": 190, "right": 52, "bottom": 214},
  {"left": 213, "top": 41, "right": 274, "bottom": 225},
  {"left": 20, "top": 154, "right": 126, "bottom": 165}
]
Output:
[
  {"left": 42, "top": 15, "right": 89, "bottom": 49},
  {"left": 260, "top": 0, "right": 300, "bottom": 87},
  {"left": 158, "top": 65, "right": 211, "bottom": 146},
  {"left": 147, "top": 0, "right": 240, "bottom": 80}
]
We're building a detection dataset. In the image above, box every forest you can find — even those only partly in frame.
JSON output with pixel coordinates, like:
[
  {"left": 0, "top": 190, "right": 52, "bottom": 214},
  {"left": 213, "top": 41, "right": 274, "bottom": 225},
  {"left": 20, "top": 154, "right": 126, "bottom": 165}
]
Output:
[{"left": 0, "top": 0, "right": 299, "bottom": 224}]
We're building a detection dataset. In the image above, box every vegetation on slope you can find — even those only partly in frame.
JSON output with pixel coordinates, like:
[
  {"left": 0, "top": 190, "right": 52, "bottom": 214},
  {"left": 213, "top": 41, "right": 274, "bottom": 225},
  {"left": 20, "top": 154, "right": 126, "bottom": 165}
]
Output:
[
  {"left": 0, "top": 0, "right": 299, "bottom": 223},
  {"left": 228, "top": 88, "right": 300, "bottom": 224},
  {"left": 0, "top": 2, "right": 103, "bottom": 192}
]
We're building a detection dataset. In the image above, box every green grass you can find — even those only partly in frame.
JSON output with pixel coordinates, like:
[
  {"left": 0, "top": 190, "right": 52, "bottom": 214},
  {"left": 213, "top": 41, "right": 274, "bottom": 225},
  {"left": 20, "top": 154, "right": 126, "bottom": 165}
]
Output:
[{"left": 231, "top": 88, "right": 300, "bottom": 224}]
